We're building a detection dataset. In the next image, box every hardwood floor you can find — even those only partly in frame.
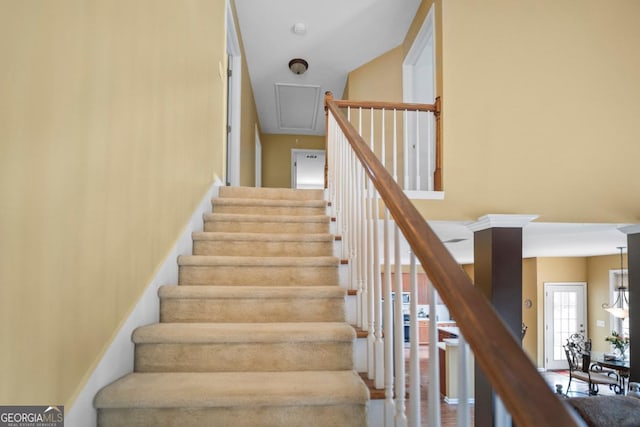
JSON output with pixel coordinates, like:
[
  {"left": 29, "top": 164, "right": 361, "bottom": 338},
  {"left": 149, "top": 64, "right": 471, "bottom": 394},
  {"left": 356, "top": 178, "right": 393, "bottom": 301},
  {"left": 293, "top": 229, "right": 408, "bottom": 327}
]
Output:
[{"left": 399, "top": 345, "right": 616, "bottom": 426}]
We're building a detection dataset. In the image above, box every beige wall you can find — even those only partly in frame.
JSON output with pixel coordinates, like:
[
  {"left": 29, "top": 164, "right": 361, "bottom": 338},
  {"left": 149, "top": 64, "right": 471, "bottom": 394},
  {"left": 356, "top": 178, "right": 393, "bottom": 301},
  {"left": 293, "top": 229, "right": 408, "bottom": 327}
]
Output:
[
  {"left": 522, "top": 258, "right": 537, "bottom": 362},
  {"left": 261, "top": 134, "right": 325, "bottom": 188},
  {"left": 587, "top": 254, "right": 627, "bottom": 353},
  {"left": 0, "top": 0, "right": 227, "bottom": 407},
  {"left": 345, "top": 46, "right": 404, "bottom": 102},
  {"left": 346, "top": 0, "right": 640, "bottom": 223}
]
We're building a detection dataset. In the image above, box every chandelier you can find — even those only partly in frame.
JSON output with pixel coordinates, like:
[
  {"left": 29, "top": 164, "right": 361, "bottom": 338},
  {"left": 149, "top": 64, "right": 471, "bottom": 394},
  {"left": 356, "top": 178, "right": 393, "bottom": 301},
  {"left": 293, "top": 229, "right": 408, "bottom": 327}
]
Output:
[{"left": 602, "top": 246, "right": 628, "bottom": 319}]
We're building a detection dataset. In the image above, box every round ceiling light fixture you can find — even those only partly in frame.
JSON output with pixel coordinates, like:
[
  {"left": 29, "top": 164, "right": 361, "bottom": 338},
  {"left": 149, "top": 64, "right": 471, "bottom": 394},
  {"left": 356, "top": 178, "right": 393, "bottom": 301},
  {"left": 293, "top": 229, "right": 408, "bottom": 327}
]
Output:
[{"left": 288, "top": 58, "right": 308, "bottom": 75}]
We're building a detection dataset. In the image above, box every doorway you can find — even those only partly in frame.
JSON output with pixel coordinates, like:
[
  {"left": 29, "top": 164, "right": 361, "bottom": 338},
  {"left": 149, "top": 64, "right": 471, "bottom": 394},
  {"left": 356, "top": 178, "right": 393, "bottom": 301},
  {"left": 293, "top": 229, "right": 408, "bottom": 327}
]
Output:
[
  {"left": 402, "top": 4, "right": 436, "bottom": 191},
  {"left": 226, "top": 3, "right": 241, "bottom": 186},
  {"left": 544, "top": 282, "right": 587, "bottom": 370},
  {"left": 291, "top": 149, "right": 325, "bottom": 189}
]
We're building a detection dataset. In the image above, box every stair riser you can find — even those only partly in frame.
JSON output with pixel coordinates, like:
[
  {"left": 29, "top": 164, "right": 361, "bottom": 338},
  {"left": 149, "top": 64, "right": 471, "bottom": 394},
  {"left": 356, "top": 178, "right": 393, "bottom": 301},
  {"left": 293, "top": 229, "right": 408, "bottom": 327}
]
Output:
[
  {"left": 193, "top": 240, "right": 333, "bottom": 257},
  {"left": 212, "top": 204, "right": 326, "bottom": 216},
  {"left": 179, "top": 265, "right": 338, "bottom": 286},
  {"left": 135, "top": 342, "right": 353, "bottom": 372},
  {"left": 98, "top": 405, "right": 367, "bottom": 427},
  {"left": 219, "top": 186, "right": 324, "bottom": 201},
  {"left": 204, "top": 220, "right": 329, "bottom": 234},
  {"left": 160, "top": 298, "right": 345, "bottom": 323}
]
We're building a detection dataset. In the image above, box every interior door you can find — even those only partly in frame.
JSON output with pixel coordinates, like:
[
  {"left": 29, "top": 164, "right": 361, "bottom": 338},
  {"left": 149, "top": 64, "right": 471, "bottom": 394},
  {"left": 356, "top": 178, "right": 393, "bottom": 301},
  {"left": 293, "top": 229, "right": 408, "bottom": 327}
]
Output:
[
  {"left": 544, "top": 282, "right": 587, "bottom": 370},
  {"left": 291, "top": 149, "right": 325, "bottom": 189}
]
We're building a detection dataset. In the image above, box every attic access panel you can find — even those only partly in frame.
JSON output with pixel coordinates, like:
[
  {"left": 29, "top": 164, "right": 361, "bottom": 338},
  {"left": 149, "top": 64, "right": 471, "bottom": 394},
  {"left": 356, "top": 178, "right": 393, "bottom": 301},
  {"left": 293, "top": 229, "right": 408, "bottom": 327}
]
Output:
[{"left": 275, "top": 83, "right": 321, "bottom": 131}]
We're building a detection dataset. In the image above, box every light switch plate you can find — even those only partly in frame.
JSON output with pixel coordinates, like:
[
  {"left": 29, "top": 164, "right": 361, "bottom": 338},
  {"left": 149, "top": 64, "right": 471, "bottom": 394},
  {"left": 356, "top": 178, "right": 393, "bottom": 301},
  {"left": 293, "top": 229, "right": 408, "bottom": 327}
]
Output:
[{"left": 596, "top": 320, "right": 605, "bottom": 327}]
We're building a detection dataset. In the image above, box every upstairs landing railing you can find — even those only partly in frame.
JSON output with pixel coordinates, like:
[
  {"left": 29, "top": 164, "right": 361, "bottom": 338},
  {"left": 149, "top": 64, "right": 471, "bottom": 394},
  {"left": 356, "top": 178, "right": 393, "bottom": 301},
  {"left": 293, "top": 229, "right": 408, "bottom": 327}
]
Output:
[{"left": 324, "top": 92, "right": 585, "bottom": 427}]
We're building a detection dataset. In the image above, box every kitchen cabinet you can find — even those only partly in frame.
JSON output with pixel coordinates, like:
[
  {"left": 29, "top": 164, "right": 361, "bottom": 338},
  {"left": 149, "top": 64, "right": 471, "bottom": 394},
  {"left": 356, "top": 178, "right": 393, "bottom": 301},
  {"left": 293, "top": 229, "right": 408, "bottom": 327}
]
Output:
[
  {"left": 388, "top": 273, "right": 442, "bottom": 305},
  {"left": 418, "top": 320, "right": 429, "bottom": 344}
]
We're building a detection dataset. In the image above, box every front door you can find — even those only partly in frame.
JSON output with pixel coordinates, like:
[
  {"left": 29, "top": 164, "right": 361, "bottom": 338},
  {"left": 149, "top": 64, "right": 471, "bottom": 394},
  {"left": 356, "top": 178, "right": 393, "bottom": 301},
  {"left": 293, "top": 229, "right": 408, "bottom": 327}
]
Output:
[{"left": 544, "top": 282, "right": 587, "bottom": 370}]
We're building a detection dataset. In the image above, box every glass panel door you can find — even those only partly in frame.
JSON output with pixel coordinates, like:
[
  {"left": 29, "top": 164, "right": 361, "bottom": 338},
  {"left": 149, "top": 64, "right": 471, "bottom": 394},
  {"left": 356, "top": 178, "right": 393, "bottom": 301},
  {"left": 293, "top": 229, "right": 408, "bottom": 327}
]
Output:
[{"left": 544, "top": 283, "right": 587, "bottom": 370}]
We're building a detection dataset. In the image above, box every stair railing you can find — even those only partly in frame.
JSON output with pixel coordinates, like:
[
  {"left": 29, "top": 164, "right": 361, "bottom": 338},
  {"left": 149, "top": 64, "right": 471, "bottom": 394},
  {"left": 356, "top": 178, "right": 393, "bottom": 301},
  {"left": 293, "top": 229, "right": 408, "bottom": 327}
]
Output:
[{"left": 325, "top": 92, "right": 585, "bottom": 427}]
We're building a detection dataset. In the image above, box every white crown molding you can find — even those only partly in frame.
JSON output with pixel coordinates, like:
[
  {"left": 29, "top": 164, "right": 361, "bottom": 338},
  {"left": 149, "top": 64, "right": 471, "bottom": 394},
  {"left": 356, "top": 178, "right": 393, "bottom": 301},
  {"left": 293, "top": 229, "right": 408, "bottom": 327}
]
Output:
[
  {"left": 619, "top": 224, "right": 640, "bottom": 235},
  {"left": 467, "top": 214, "right": 539, "bottom": 232}
]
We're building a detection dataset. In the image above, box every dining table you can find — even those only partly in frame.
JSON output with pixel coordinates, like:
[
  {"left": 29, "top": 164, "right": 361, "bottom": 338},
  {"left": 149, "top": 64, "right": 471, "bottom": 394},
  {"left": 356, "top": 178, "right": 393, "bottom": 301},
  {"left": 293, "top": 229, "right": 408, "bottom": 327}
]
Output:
[{"left": 592, "top": 356, "right": 630, "bottom": 394}]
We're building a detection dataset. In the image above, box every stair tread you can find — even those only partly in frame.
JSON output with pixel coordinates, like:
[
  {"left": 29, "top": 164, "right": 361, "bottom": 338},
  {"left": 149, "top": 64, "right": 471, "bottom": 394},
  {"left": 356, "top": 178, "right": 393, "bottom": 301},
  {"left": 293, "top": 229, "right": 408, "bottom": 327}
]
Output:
[
  {"left": 133, "top": 322, "right": 355, "bottom": 344},
  {"left": 204, "top": 213, "right": 330, "bottom": 223},
  {"left": 94, "top": 371, "right": 369, "bottom": 408},
  {"left": 159, "top": 285, "right": 345, "bottom": 299},
  {"left": 178, "top": 255, "right": 339, "bottom": 266},
  {"left": 219, "top": 186, "right": 324, "bottom": 201},
  {"left": 192, "top": 232, "right": 334, "bottom": 242},
  {"left": 213, "top": 198, "right": 327, "bottom": 208}
]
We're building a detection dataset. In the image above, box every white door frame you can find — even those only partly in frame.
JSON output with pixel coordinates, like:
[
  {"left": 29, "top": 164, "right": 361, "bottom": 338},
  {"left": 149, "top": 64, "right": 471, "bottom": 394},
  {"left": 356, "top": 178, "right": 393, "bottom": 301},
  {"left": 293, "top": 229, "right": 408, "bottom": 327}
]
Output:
[
  {"left": 226, "top": 1, "right": 242, "bottom": 186},
  {"left": 254, "top": 125, "right": 262, "bottom": 187},
  {"left": 402, "top": 4, "right": 436, "bottom": 191},
  {"left": 402, "top": 3, "right": 436, "bottom": 104},
  {"left": 543, "top": 282, "right": 587, "bottom": 370}
]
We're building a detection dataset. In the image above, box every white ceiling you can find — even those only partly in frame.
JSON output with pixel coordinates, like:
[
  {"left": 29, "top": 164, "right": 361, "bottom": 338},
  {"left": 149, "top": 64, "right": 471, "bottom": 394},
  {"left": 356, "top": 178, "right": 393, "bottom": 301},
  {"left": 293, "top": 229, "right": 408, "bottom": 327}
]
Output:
[
  {"left": 429, "top": 221, "right": 630, "bottom": 265},
  {"left": 234, "top": 0, "right": 422, "bottom": 135},
  {"left": 233, "top": 1, "right": 632, "bottom": 263}
]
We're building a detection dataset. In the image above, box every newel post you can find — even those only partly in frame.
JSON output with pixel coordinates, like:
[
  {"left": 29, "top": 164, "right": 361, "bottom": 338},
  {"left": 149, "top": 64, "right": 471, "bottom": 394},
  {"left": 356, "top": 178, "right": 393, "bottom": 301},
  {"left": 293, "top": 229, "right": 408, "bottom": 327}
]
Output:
[
  {"left": 324, "top": 91, "right": 334, "bottom": 189},
  {"left": 434, "top": 96, "right": 442, "bottom": 191}
]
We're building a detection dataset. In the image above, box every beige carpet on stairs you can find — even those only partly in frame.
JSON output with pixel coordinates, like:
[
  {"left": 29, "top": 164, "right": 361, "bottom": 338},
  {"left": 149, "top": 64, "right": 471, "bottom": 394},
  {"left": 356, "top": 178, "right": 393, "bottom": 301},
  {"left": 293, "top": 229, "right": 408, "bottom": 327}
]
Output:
[{"left": 94, "top": 186, "right": 369, "bottom": 427}]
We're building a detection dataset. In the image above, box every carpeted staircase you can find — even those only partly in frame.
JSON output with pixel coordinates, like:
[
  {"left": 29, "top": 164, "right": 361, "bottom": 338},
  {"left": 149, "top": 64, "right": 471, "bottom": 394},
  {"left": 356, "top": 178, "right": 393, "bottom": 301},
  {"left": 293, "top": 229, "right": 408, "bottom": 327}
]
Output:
[{"left": 94, "top": 186, "right": 369, "bottom": 426}]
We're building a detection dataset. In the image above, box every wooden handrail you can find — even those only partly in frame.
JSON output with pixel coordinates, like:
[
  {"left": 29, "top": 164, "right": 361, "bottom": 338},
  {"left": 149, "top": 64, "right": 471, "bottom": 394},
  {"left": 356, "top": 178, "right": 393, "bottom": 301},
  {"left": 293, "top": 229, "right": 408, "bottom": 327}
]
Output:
[
  {"left": 325, "top": 93, "right": 585, "bottom": 427},
  {"left": 332, "top": 98, "right": 438, "bottom": 113}
]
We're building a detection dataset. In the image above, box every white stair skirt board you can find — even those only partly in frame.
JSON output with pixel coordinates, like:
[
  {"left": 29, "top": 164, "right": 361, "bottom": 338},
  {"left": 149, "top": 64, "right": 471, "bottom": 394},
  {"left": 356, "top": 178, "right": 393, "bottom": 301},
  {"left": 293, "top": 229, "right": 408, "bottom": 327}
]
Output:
[{"left": 66, "top": 180, "right": 223, "bottom": 427}]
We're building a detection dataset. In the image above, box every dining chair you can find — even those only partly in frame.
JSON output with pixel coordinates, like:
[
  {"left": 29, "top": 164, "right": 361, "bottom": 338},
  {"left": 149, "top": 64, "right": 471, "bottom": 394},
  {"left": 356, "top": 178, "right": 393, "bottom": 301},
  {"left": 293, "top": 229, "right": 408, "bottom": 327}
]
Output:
[{"left": 563, "top": 333, "right": 621, "bottom": 395}]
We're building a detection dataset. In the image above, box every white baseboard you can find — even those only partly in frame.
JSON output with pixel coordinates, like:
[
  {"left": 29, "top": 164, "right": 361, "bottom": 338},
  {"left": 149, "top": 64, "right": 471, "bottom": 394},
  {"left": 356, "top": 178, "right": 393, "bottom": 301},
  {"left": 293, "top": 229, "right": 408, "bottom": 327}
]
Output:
[{"left": 65, "top": 180, "right": 222, "bottom": 427}]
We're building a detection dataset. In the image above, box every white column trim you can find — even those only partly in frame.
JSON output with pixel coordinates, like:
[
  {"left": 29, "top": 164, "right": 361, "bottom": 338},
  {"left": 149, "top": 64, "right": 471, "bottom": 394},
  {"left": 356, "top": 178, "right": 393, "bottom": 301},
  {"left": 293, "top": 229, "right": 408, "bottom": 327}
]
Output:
[
  {"left": 467, "top": 214, "right": 539, "bottom": 232},
  {"left": 619, "top": 224, "right": 640, "bottom": 235}
]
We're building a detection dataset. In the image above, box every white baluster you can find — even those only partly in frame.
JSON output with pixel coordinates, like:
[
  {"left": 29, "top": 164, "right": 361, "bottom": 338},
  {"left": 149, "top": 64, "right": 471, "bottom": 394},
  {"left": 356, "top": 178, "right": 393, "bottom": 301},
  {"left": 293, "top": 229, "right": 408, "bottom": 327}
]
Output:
[
  {"left": 340, "top": 131, "right": 346, "bottom": 259},
  {"left": 394, "top": 225, "right": 407, "bottom": 427},
  {"left": 415, "top": 110, "right": 421, "bottom": 191},
  {"left": 428, "top": 282, "right": 441, "bottom": 426},
  {"left": 365, "top": 169, "right": 374, "bottom": 380},
  {"left": 409, "top": 251, "right": 421, "bottom": 427},
  {"left": 381, "top": 108, "right": 386, "bottom": 172},
  {"left": 373, "top": 189, "right": 384, "bottom": 389},
  {"left": 457, "top": 334, "right": 470, "bottom": 427},
  {"left": 360, "top": 168, "right": 369, "bottom": 330},
  {"left": 393, "top": 109, "right": 398, "bottom": 183},
  {"left": 383, "top": 208, "right": 395, "bottom": 426},
  {"left": 358, "top": 107, "right": 369, "bottom": 338},
  {"left": 495, "top": 396, "right": 512, "bottom": 427},
  {"left": 403, "top": 109, "right": 409, "bottom": 190},
  {"left": 347, "top": 150, "right": 358, "bottom": 298},
  {"left": 427, "top": 111, "right": 434, "bottom": 191}
]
